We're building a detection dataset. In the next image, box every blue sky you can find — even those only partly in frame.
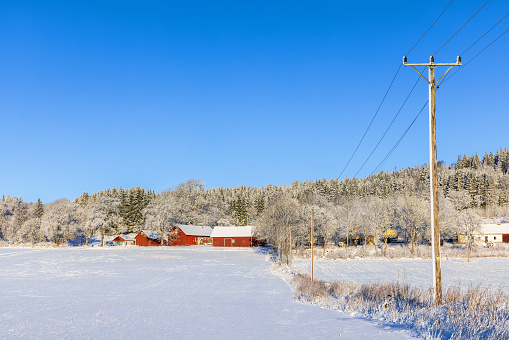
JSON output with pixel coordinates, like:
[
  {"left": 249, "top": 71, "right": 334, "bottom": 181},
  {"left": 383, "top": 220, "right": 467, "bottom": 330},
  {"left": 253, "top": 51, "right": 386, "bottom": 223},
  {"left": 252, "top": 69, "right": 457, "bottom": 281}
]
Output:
[{"left": 1, "top": 0, "right": 508, "bottom": 203}]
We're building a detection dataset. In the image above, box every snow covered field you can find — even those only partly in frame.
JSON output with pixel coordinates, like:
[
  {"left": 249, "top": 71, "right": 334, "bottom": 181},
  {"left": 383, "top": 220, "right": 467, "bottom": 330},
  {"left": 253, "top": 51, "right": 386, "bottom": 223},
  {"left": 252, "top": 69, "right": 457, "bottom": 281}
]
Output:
[
  {"left": 0, "top": 247, "right": 417, "bottom": 339},
  {"left": 293, "top": 256, "right": 509, "bottom": 291}
]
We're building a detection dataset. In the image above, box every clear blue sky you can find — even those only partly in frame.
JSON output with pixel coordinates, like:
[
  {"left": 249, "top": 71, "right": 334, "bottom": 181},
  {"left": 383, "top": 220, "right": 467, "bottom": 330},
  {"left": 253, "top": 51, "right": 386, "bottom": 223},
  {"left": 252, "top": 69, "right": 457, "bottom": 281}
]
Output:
[{"left": 1, "top": 0, "right": 508, "bottom": 203}]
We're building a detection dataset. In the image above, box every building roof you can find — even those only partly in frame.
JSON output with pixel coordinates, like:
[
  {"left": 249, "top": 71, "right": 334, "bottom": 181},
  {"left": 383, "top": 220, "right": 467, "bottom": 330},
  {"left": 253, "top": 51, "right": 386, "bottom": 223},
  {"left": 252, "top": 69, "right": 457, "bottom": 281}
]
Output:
[
  {"left": 138, "top": 230, "right": 168, "bottom": 241},
  {"left": 481, "top": 223, "right": 509, "bottom": 235},
  {"left": 210, "top": 226, "right": 254, "bottom": 238},
  {"left": 176, "top": 225, "right": 213, "bottom": 237}
]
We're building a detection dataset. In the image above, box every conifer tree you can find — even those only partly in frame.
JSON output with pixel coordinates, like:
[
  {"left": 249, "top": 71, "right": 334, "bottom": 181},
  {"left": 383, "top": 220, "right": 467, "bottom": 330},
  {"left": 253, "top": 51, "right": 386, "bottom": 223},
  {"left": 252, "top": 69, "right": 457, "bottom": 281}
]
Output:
[{"left": 35, "top": 198, "right": 44, "bottom": 219}]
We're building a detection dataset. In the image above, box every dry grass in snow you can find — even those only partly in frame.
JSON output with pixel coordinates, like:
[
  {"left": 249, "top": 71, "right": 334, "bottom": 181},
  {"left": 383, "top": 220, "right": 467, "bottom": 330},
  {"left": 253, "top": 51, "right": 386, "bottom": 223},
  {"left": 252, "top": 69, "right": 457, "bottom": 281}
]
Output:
[
  {"left": 292, "top": 273, "right": 509, "bottom": 339},
  {"left": 294, "top": 243, "right": 509, "bottom": 260}
]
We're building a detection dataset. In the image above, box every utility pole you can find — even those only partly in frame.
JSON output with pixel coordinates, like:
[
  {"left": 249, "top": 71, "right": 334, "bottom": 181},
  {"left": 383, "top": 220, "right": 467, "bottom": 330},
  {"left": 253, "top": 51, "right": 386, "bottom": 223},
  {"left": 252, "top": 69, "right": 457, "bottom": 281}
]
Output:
[
  {"left": 403, "top": 55, "right": 461, "bottom": 305},
  {"left": 311, "top": 208, "right": 314, "bottom": 281}
]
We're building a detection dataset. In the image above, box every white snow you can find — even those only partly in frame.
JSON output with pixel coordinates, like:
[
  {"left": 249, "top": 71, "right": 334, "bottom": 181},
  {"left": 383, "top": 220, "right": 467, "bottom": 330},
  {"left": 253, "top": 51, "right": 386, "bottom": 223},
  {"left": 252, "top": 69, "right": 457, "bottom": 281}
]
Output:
[
  {"left": 210, "top": 226, "right": 254, "bottom": 238},
  {"left": 293, "top": 256, "right": 509, "bottom": 291},
  {"left": 481, "top": 223, "right": 509, "bottom": 234},
  {"left": 139, "top": 229, "right": 167, "bottom": 240},
  {"left": 0, "top": 247, "right": 417, "bottom": 339},
  {"left": 177, "top": 224, "right": 213, "bottom": 237}
]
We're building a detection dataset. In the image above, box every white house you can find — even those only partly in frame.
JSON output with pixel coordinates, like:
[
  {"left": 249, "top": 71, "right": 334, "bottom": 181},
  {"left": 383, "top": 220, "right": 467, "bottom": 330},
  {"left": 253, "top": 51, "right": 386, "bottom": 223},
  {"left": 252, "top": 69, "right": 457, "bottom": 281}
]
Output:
[{"left": 475, "top": 223, "right": 509, "bottom": 243}]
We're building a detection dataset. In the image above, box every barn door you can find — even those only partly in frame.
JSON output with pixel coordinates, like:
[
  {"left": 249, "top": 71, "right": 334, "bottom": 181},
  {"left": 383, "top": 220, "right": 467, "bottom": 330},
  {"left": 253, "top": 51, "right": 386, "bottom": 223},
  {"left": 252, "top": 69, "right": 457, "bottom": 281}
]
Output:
[
  {"left": 224, "top": 238, "right": 232, "bottom": 247},
  {"left": 503, "top": 234, "right": 509, "bottom": 243}
]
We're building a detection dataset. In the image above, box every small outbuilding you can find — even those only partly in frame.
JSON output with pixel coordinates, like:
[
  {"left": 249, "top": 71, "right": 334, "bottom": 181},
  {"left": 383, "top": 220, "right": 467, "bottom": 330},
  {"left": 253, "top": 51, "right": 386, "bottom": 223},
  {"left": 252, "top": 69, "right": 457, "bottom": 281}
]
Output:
[
  {"left": 211, "top": 226, "right": 257, "bottom": 247},
  {"left": 477, "top": 223, "right": 509, "bottom": 243},
  {"left": 135, "top": 230, "right": 167, "bottom": 246},
  {"left": 168, "top": 225, "right": 213, "bottom": 246},
  {"left": 112, "top": 235, "right": 136, "bottom": 246}
]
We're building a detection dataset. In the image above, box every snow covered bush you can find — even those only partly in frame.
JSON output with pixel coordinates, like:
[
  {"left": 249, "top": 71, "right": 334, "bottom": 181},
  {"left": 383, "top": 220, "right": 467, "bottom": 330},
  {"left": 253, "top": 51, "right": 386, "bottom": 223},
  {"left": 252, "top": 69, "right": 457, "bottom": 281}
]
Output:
[{"left": 292, "top": 273, "right": 509, "bottom": 339}]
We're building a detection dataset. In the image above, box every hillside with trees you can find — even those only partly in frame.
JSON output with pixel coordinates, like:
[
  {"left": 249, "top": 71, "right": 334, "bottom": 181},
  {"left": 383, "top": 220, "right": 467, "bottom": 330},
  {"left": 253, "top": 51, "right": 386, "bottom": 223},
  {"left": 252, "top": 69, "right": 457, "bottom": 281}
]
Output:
[{"left": 1, "top": 148, "right": 508, "bottom": 252}]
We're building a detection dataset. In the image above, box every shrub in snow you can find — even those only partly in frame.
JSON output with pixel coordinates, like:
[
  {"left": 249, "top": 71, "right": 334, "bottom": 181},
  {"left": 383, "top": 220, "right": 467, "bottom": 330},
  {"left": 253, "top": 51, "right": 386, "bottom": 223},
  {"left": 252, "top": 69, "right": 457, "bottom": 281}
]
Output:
[{"left": 292, "top": 274, "right": 509, "bottom": 339}]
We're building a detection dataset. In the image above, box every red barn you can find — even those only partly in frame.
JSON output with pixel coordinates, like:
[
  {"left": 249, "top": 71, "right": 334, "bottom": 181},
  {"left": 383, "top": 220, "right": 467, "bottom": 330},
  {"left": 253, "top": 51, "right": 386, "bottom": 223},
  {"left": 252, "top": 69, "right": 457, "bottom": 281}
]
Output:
[
  {"left": 211, "top": 226, "right": 257, "bottom": 247},
  {"left": 168, "top": 225, "right": 213, "bottom": 246},
  {"left": 135, "top": 230, "right": 167, "bottom": 246}
]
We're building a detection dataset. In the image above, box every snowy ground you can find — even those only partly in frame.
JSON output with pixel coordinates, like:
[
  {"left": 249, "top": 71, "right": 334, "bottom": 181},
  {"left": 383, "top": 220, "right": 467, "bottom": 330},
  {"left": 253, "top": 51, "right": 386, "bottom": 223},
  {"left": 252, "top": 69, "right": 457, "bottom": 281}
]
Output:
[
  {"left": 293, "top": 256, "right": 509, "bottom": 291},
  {"left": 0, "top": 246, "right": 417, "bottom": 339}
]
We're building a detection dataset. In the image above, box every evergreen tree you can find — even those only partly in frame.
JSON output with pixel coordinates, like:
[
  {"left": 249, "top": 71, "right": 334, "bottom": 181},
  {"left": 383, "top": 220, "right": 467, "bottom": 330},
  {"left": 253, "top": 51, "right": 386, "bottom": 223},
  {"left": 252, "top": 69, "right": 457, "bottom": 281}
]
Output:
[{"left": 35, "top": 198, "right": 44, "bottom": 219}]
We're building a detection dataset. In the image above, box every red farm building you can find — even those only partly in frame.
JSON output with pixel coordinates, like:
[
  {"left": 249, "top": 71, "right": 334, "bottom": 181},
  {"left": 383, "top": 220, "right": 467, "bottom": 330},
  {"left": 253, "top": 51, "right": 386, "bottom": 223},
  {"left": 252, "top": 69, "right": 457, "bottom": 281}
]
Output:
[
  {"left": 135, "top": 230, "right": 167, "bottom": 246},
  {"left": 211, "top": 226, "right": 259, "bottom": 247},
  {"left": 168, "top": 225, "right": 213, "bottom": 246}
]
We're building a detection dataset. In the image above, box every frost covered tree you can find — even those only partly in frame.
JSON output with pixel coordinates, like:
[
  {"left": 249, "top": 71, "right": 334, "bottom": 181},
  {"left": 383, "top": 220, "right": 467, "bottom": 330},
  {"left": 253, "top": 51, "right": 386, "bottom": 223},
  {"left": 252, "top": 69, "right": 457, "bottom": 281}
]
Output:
[
  {"left": 438, "top": 197, "right": 460, "bottom": 241},
  {"left": 459, "top": 210, "right": 481, "bottom": 262},
  {"left": 398, "top": 195, "right": 427, "bottom": 256},
  {"left": 337, "top": 198, "right": 360, "bottom": 249},
  {"left": 34, "top": 198, "right": 44, "bottom": 219},
  {"left": 41, "top": 199, "right": 78, "bottom": 246},
  {"left": 144, "top": 190, "right": 177, "bottom": 246},
  {"left": 85, "top": 197, "right": 122, "bottom": 246},
  {"left": 258, "top": 194, "right": 301, "bottom": 265},
  {"left": 363, "top": 196, "right": 390, "bottom": 255},
  {"left": 20, "top": 218, "right": 43, "bottom": 245}
]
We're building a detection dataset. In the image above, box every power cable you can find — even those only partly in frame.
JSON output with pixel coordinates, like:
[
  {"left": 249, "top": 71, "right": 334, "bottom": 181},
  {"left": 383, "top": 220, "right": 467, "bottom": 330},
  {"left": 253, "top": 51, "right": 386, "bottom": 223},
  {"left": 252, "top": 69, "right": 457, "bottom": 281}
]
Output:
[
  {"left": 371, "top": 21, "right": 509, "bottom": 176},
  {"left": 353, "top": 73, "right": 422, "bottom": 177},
  {"left": 371, "top": 101, "right": 429, "bottom": 175},
  {"left": 406, "top": 0, "right": 455, "bottom": 56},
  {"left": 368, "top": 2, "right": 500, "bottom": 176},
  {"left": 338, "top": 64, "right": 401, "bottom": 179},
  {"left": 439, "top": 25, "right": 509, "bottom": 87},
  {"left": 461, "top": 11, "right": 509, "bottom": 56},
  {"left": 434, "top": 0, "right": 490, "bottom": 55},
  {"left": 338, "top": 0, "right": 455, "bottom": 179}
]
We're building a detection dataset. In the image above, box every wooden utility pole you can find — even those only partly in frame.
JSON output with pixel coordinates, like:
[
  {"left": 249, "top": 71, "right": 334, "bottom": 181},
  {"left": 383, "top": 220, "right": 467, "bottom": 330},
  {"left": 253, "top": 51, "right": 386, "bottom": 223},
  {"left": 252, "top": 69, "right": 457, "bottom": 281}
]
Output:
[
  {"left": 311, "top": 208, "right": 314, "bottom": 281},
  {"left": 403, "top": 55, "right": 461, "bottom": 305}
]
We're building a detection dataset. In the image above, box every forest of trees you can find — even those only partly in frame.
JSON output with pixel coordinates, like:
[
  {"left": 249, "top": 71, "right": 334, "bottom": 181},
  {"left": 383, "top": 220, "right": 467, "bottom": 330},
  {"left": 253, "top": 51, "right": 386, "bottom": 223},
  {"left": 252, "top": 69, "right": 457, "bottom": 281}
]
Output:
[{"left": 1, "top": 148, "right": 509, "bottom": 255}]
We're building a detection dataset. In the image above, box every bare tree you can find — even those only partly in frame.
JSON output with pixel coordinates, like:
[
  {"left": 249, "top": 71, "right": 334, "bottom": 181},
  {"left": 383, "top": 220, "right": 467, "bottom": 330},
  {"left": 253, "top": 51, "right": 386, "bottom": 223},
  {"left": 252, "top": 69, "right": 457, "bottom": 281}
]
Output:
[
  {"left": 258, "top": 195, "right": 301, "bottom": 265},
  {"left": 459, "top": 210, "right": 482, "bottom": 262},
  {"left": 399, "top": 195, "right": 427, "bottom": 256},
  {"left": 337, "top": 198, "right": 359, "bottom": 249},
  {"left": 363, "top": 197, "right": 390, "bottom": 255},
  {"left": 314, "top": 205, "right": 338, "bottom": 253}
]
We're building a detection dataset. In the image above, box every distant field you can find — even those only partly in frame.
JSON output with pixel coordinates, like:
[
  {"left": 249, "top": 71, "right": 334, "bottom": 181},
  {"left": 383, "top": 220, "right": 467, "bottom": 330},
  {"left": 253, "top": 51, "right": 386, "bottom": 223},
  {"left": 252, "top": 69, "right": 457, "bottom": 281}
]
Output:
[
  {"left": 0, "top": 247, "right": 416, "bottom": 339},
  {"left": 293, "top": 256, "right": 509, "bottom": 291}
]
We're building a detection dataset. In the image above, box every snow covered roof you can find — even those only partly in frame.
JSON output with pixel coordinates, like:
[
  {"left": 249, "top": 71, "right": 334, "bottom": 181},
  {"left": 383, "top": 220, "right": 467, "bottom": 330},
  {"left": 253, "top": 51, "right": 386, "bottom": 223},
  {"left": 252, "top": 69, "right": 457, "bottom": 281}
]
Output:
[
  {"left": 481, "top": 224, "right": 509, "bottom": 235},
  {"left": 176, "top": 225, "right": 213, "bottom": 237},
  {"left": 121, "top": 234, "right": 136, "bottom": 241},
  {"left": 139, "top": 230, "right": 168, "bottom": 241},
  {"left": 211, "top": 226, "right": 254, "bottom": 238}
]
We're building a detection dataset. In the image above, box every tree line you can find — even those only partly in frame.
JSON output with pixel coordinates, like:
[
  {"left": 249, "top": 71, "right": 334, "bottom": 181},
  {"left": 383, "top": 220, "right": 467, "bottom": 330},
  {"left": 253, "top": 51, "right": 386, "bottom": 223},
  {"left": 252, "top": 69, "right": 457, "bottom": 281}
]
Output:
[{"left": 1, "top": 148, "right": 508, "bottom": 255}]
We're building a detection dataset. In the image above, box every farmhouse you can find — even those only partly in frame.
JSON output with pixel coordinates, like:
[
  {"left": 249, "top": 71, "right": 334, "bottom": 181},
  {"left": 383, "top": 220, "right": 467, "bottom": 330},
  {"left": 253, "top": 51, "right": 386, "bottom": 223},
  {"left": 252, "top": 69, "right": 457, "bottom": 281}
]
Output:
[
  {"left": 210, "top": 226, "right": 256, "bottom": 247},
  {"left": 112, "top": 235, "right": 136, "bottom": 246},
  {"left": 168, "top": 225, "right": 213, "bottom": 246},
  {"left": 478, "top": 223, "right": 509, "bottom": 243},
  {"left": 135, "top": 230, "right": 167, "bottom": 246}
]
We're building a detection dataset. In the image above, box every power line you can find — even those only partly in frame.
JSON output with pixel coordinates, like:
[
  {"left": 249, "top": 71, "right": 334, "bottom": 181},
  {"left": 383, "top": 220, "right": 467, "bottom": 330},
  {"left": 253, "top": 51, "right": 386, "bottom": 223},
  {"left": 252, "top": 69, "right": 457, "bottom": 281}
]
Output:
[
  {"left": 353, "top": 73, "right": 422, "bottom": 177},
  {"left": 439, "top": 25, "right": 509, "bottom": 87},
  {"left": 371, "top": 101, "right": 429, "bottom": 175},
  {"left": 370, "top": 20, "right": 509, "bottom": 176},
  {"left": 406, "top": 0, "right": 455, "bottom": 56},
  {"left": 434, "top": 0, "right": 491, "bottom": 55},
  {"left": 461, "top": 11, "right": 509, "bottom": 56},
  {"left": 338, "top": 64, "right": 401, "bottom": 179},
  {"left": 338, "top": 0, "right": 454, "bottom": 179},
  {"left": 368, "top": 3, "right": 499, "bottom": 176}
]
